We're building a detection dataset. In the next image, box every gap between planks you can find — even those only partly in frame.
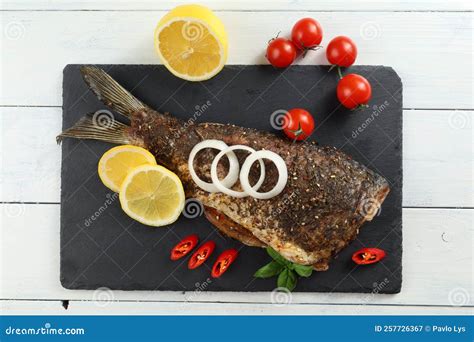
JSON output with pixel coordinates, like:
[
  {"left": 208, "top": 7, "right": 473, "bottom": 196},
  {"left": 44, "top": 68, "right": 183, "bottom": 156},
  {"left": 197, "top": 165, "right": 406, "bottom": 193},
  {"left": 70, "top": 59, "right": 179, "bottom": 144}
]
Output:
[
  {"left": 1, "top": 105, "right": 473, "bottom": 111},
  {"left": 1, "top": 9, "right": 473, "bottom": 13},
  {"left": 1, "top": 202, "right": 474, "bottom": 210},
  {"left": 0, "top": 300, "right": 474, "bottom": 309}
]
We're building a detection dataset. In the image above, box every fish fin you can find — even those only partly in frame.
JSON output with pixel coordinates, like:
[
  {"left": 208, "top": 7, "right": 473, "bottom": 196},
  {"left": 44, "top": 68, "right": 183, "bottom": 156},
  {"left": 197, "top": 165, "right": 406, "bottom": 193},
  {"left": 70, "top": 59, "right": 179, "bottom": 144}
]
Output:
[
  {"left": 56, "top": 114, "right": 132, "bottom": 145},
  {"left": 81, "top": 66, "right": 149, "bottom": 118}
]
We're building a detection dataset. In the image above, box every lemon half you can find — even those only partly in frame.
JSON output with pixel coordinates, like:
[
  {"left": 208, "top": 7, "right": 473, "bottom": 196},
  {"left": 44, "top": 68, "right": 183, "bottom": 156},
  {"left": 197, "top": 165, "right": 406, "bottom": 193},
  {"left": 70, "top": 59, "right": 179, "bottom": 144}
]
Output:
[
  {"left": 98, "top": 145, "right": 157, "bottom": 192},
  {"left": 119, "top": 164, "right": 185, "bottom": 227},
  {"left": 154, "top": 4, "right": 228, "bottom": 81}
]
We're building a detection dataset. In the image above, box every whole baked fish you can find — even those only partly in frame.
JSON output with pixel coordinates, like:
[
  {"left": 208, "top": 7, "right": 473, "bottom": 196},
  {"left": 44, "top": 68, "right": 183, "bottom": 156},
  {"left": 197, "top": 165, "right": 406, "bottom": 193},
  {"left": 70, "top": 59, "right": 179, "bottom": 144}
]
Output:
[{"left": 58, "top": 66, "right": 390, "bottom": 270}]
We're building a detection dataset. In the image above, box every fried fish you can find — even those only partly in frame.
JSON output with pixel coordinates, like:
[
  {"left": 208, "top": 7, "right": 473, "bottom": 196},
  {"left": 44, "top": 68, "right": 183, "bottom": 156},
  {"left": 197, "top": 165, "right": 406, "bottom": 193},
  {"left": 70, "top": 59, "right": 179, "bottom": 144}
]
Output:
[{"left": 58, "top": 66, "right": 390, "bottom": 270}]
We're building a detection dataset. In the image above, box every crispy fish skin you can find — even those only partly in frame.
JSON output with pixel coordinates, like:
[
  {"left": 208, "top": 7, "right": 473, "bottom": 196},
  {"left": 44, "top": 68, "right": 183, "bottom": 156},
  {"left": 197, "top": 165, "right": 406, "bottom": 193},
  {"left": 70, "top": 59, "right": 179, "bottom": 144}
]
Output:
[{"left": 58, "top": 66, "right": 390, "bottom": 270}]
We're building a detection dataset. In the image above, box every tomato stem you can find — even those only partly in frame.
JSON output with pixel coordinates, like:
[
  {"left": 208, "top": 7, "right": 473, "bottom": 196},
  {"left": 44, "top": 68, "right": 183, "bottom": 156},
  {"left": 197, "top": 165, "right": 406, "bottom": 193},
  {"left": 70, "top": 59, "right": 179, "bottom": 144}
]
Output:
[
  {"left": 337, "top": 66, "right": 343, "bottom": 80},
  {"left": 300, "top": 43, "right": 323, "bottom": 58},
  {"left": 268, "top": 31, "right": 281, "bottom": 45},
  {"left": 289, "top": 122, "right": 305, "bottom": 141},
  {"left": 351, "top": 104, "right": 370, "bottom": 111}
]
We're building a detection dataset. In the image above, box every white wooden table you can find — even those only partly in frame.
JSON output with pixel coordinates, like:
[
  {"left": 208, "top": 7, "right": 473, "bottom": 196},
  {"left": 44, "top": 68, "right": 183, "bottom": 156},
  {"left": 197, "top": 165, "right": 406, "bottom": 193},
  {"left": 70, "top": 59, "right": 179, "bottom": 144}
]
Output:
[{"left": 1, "top": 0, "right": 473, "bottom": 315}]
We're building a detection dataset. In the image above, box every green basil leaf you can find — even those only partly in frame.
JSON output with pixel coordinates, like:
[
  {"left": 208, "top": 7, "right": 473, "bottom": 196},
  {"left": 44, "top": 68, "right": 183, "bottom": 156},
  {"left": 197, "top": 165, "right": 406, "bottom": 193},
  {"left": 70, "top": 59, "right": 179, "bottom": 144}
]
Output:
[
  {"left": 293, "top": 264, "right": 313, "bottom": 277},
  {"left": 254, "top": 261, "right": 284, "bottom": 278},
  {"left": 277, "top": 268, "right": 297, "bottom": 292},
  {"left": 266, "top": 247, "right": 292, "bottom": 267}
]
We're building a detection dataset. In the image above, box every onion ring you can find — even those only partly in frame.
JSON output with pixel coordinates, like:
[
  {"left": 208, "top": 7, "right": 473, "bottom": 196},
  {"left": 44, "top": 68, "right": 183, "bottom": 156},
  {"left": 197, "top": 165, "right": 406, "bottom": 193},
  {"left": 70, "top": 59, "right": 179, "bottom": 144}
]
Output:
[
  {"left": 210, "top": 145, "right": 266, "bottom": 198},
  {"left": 239, "top": 150, "right": 288, "bottom": 200},
  {"left": 188, "top": 140, "right": 239, "bottom": 193}
]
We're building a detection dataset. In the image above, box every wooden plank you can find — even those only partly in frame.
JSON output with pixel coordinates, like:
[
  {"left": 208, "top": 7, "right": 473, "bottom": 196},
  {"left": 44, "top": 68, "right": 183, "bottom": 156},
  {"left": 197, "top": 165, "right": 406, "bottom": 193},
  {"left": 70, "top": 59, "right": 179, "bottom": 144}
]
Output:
[
  {"left": 2, "top": 107, "right": 472, "bottom": 207},
  {"left": 1, "top": 11, "right": 473, "bottom": 108},
  {"left": 1, "top": 0, "right": 472, "bottom": 11},
  {"left": 402, "top": 109, "right": 473, "bottom": 207},
  {"left": 1, "top": 204, "right": 472, "bottom": 306},
  {"left": 1, "top": 107, "right": 61, "bottom": 203},
  {"left": 1, "top": 300, "right": 472, "bottom": 315}
]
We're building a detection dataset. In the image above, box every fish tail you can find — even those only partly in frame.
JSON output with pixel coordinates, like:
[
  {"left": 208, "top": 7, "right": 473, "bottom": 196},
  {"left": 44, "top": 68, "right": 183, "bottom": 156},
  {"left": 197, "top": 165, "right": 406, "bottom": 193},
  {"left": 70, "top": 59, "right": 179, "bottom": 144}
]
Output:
[
  {"left": 81, "top": 66, "right": 149, "bottom": 118},
  {"left": 56, "top": 113, "right": 134, "bottom": 145}
]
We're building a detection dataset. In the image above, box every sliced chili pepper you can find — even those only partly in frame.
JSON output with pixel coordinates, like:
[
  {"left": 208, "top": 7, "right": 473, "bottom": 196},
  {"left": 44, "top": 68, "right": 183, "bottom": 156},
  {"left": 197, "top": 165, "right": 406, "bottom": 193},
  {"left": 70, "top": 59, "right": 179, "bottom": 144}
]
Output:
[
  {"left": 170, "top": 234, "right": 199, "bottom": 261},
  {"left": 188, "top": 241, "right": 216, "bottom": 269},
  {"left": 352, "top": 247, "right": 386, "bottom": 265},
  {"left": 211, "top": 249, "right": 239, "bottom": 278}
]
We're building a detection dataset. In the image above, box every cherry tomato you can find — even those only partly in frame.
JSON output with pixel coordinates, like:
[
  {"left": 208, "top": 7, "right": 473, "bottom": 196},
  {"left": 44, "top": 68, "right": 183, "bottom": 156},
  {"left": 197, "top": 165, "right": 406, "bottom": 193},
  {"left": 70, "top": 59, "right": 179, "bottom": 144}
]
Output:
[
  {"left": 170, "top": 234, "right": 199, "bottom": 261},
  {"left": 291, "top": 18, "right": 323, "bottom": 50},
  {"left": 282, "top": 108, "right": 315, "bottom": 141},
  {"left": 326, "top": 36, "right": 358, "bottom": 67},
  {"left": 352, "top": 248, "right": 386, "bottom": 265},
  {"left": 188, "top": 241, "right": 215, "bottom": 269},
  {"left": 266, "top": 37, "right": 297, "bottom": 68},
  {"left": 211, "top": 249, "right": 239, "bottom": 278},
  {"left": 337, "top": 74, "right": 372, "bottom": 109}
]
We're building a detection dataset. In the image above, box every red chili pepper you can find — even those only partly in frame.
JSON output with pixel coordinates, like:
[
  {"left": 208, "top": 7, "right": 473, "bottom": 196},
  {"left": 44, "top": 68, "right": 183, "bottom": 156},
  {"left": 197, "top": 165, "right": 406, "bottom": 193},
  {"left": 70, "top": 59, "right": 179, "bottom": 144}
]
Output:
[
  {"left": 352, "top": 247, "right": 386, "bottom": 265},
  {"left": 188, "top": 241, "right": 216, "bottom": 269},
  {"left": 211, "top": 249, "right": 239, "bottom": 278},
  {"left": 170, "top": 234, "right": 199, "bottom": 261}
]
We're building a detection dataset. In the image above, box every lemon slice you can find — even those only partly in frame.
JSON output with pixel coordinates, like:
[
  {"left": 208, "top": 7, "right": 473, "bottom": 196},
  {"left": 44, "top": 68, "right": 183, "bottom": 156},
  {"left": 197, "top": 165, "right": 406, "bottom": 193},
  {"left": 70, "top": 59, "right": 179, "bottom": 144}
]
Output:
[
  {"left": 98, "top": 145, "right": 157, "bottom": 192},
  {"left": 119, "top": 165, "right": 185, "bottom": 227},
  {"left": 154, "top": 4, "right": 228, "bottom": 81}
]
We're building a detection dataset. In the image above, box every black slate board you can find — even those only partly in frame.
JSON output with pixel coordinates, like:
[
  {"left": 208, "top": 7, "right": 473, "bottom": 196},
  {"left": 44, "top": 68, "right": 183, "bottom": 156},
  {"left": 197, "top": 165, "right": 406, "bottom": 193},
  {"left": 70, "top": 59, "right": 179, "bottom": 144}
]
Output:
[{"left": 61, "top": 64, "right": 402, "bottom": 293}]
